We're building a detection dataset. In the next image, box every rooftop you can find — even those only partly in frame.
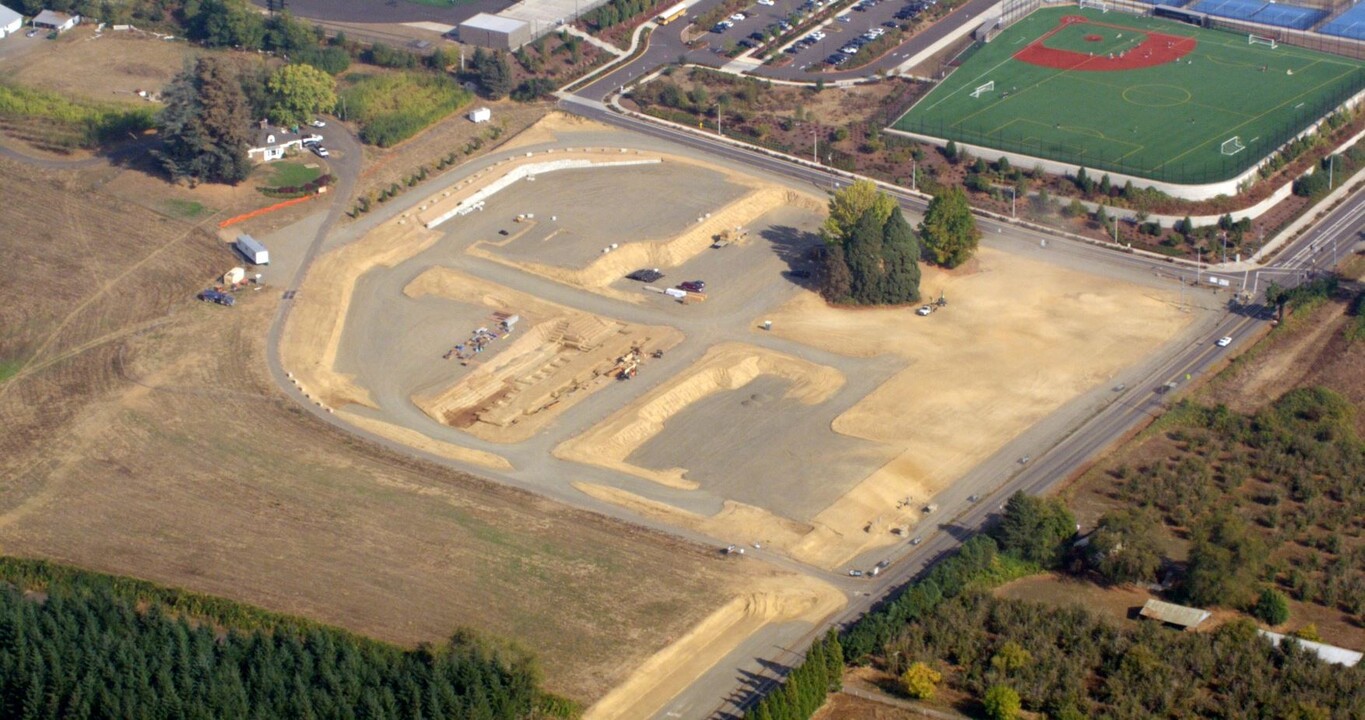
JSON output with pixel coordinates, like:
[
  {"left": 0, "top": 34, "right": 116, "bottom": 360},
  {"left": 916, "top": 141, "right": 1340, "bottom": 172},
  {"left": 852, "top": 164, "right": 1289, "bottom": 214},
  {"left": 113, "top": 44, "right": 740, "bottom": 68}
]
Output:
[
  {"left": 32, "top": 9, "right": 74, "bottom": 26},
  {"left": 1258, "top": 631, "right": 1363, "bottom": 667},
  {"left": 1139, "top": 599, "right": 1211, "bottom": 629},
  {"left": 459, "top": 13, "right": 528, "bottom": 34},
  {"left": 0, "top": 5, "right": 21, "bottom": 27}
]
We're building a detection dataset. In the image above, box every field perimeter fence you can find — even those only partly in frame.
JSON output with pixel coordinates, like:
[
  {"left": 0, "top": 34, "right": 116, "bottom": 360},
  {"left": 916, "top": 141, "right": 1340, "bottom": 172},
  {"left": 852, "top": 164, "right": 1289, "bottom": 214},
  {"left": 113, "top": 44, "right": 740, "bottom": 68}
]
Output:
[
  {"left": 1205, "top": 15, "right": 1365, "bottom": 59},
  {"left": 898, "top": 64, "right": 1365, "bottom": 183}
]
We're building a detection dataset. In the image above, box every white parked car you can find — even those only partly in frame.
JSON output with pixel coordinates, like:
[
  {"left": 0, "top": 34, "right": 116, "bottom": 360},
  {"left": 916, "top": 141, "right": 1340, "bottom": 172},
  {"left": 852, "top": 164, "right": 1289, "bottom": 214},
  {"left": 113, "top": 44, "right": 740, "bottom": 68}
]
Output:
[
  {"left": 730, "top": 12, "right": 747, "bottom": 20},
  {"left": 1216, "top": 336, "right": 1233, "bottom": 347},
  {"left": 312, "top": 145, "right": 330, "bottom": 158},
  {"left": 310, "top": 119, "right": 326, "bottom": 128},
  {"left": 758, "top": 0, "right": 775, "bottom": 5},
  {"left": 917, "top": 305, "right": 932, "bottom": 316}
]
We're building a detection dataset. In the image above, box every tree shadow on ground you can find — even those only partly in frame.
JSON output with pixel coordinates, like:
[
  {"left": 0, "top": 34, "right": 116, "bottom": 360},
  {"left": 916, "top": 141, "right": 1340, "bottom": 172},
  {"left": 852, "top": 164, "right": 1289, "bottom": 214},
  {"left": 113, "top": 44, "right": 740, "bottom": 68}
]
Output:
[{"left": 759, "top": 224, "right": 822, "bottom": 288}]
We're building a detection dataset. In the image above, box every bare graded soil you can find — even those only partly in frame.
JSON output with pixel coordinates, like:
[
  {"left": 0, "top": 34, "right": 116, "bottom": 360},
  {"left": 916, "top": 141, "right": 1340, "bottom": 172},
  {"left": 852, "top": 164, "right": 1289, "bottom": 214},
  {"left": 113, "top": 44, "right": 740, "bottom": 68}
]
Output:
[
  {"left": 762, "top": 247, "right": 1191, "bottom": 567},
  {"left": 0, "top": 157, "right": 738, "bottom": 704},
  {"left": 405, "top": 266, "right": 684, "bottom": 443}
]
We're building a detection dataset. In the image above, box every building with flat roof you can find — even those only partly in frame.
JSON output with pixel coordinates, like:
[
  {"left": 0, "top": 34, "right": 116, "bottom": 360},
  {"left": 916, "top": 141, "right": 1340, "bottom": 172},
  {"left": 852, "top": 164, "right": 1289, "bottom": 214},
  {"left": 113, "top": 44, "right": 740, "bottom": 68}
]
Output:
[{"left": 457, "top": 13, "right": 531, "bottom": 50}]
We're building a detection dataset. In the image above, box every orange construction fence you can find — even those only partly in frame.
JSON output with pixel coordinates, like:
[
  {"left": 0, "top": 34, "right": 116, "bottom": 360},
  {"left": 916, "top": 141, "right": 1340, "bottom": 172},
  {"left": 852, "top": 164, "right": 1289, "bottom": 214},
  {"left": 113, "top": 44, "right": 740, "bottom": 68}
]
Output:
[{"left": 218, "top": 193, "right": 320, "bottom": 229}]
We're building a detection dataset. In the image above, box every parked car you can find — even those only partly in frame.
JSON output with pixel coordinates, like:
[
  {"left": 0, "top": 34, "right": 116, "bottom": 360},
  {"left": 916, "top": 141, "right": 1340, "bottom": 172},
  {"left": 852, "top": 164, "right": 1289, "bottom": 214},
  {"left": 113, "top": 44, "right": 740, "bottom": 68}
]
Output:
[
  {"left": 628, "top": 268, "right": 665, "bottom": 282},
  {"left": 749, "top": 31, "right": 766, "bottom": 41},
  {"left": 729, "top": 12, "right": 747, "bottom": 21},
  {"left": 758, "top": 0, "right": 776, "bottom": 5},
  {"left": 848, "top": 569, "right": 864, "bottom": 577},
  {"left": 738, "top": 38, "right": 756, "bottom": 48},
  {"left": 312, "top": 145, "right": 329, "bottom": 157},
  {"left": 841, "top": 45, "right": 859, "bottom": 54},
  {"left": 679, "top": 280, "right": 706, "bottom": 292},
  {"left": 1216, "top": 335, "right": 1233, "bottom": 347},
  {"left": 917, "top": 305, "right": 932, "bottom": 316},
  {"left": 198, "top": 289, "right": 235, "bottom": 306},
  {"left": 837, "top": 14, "right": 851, "bottom": 22},
  {"left": 25, "top": 28, "right": 37, "bottom": 37},
  {"left": 310, "top": 118, "right": 326, "bottom": 128},
  {"left": 712, "top": 22, "right": 730, "bottom": 32}
]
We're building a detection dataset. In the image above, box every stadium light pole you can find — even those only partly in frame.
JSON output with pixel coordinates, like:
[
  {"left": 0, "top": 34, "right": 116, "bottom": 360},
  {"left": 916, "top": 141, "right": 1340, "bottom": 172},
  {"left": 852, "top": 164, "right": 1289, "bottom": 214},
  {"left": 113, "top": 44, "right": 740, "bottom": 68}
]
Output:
[{"left": 1220, "top": 231, "right": 1228, "bottom": 265}]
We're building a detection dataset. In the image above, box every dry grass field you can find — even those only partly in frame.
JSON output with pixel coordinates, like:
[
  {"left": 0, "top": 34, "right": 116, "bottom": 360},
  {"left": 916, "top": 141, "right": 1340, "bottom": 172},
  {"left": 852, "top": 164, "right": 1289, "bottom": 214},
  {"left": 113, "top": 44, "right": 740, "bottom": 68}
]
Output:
[
  {"left": 0, "top": 155, "right": 738, "bottom": 704},
  {"left": 4, "top": 28, "right": 194, "bottom": 103}
]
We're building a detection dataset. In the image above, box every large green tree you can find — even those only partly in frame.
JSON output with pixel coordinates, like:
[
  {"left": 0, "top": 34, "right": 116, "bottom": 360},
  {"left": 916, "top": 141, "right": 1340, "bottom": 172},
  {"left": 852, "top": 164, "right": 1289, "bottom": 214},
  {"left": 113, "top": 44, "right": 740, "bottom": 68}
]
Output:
[
  {"left": 918, "top": 185, "right": 980, "bottom": 268},
  {"left": 266, "top": 63, "right": 336, "bottom": 127},
  {"left": 1087, "top": 508, "right": 1163, "bottom": 585},
  {"left": 819, "top": 183, "right": 921, "bottom": 306},
  {"left": 993, "top": 492, "right": 1076, "bottom": 567},
  {"left": 185, "top": 0, "right": 266, "bottom": 49},
  {"left": 155, "top": 57, "right": 254, "bottom": 185},
  {"left": 1185, "top": 511, "right": 1267, "bottom": 608},
  {"left": 984, "top": 684, "right": 1022, "bottom": 720},
  {"left": 822, "top": 179, "right": 897, "bottom": 242},
  {"left": 475, "top": 50, "right": 513, "bottom": 100}
]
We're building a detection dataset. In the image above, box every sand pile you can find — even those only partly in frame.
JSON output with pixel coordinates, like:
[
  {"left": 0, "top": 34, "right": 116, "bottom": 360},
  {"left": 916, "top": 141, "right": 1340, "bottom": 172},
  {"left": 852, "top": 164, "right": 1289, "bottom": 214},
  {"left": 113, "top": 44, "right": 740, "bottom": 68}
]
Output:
[{"left": 554, "top": 343, "right": 844, "bottom": 489}]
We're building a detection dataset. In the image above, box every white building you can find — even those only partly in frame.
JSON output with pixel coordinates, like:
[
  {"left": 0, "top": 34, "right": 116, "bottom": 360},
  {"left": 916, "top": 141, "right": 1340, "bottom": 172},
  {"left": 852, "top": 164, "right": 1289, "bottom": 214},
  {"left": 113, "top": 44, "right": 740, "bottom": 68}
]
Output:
[
  {"left": 0, "top": 5, "right": 22, "bottom": 37},
  {"left": 31, "top": 9, "right": 79, "bottom": 33},
  {"left": 247, "top": 122, "right": 304, "bottom": 163}
]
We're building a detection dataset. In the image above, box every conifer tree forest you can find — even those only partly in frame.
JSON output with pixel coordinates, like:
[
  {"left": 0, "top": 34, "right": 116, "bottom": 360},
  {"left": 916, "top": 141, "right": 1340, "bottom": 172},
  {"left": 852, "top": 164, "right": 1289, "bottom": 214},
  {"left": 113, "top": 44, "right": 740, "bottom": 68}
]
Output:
[{"left": 0, "top": 559, "right": 560, "bottom": 720}]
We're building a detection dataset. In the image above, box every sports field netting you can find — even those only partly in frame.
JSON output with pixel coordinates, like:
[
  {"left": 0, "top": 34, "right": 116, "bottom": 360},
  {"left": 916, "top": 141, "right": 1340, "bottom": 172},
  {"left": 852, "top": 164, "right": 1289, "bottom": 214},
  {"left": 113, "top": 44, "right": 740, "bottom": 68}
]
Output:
[
  {"left": 1190, "top": 0, "right": 1327, "bottom": 29},
  {"left": 1321, "top": 3, "right": 1365, "bottom": 41},
  {"left": 893, "top": 6, "right": 1365, "bottom": 184}
]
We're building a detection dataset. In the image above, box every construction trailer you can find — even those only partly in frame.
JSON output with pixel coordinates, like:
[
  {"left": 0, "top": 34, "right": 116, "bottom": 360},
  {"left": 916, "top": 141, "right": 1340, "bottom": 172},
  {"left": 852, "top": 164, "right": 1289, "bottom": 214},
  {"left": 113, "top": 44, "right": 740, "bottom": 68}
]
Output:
[{"left": 235, "top": 234, "right": 269, "bottom": 265}]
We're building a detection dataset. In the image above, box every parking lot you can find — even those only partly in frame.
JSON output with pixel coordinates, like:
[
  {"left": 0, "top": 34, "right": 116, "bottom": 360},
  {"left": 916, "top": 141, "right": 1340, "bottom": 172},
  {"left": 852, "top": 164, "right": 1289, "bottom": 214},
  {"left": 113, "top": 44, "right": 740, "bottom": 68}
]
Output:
[{"left": 700, "top": 0, "right": 941, "bottom": 74}]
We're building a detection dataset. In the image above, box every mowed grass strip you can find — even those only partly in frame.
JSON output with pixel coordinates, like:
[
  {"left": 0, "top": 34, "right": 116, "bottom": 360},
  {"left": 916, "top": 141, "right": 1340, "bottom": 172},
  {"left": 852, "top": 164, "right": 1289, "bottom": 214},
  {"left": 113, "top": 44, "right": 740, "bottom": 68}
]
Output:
[{"left": 895, "top": 6, "right": 1365, "bottom": 183}]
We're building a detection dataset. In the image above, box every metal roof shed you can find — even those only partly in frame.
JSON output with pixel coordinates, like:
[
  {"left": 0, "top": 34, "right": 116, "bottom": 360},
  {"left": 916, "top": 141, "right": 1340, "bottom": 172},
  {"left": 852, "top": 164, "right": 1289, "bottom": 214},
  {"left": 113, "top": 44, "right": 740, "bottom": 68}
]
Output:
[
  {"left": 1258, "top": 631, "right": 1363, "bottom": 667},
  {"left": 1138, "top": 599, "right": 1211, "bottom": 631}
]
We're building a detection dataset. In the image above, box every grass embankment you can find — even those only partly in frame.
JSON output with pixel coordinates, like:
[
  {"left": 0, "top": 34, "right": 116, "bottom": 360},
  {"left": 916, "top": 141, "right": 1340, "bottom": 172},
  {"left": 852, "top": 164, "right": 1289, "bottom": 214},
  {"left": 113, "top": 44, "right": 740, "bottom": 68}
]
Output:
[
  {"left": 340, "top": 72, "right": 473, "bottom": 147},
  {"left": 0, "top": 82, "right": 154, "bottom": 151}
]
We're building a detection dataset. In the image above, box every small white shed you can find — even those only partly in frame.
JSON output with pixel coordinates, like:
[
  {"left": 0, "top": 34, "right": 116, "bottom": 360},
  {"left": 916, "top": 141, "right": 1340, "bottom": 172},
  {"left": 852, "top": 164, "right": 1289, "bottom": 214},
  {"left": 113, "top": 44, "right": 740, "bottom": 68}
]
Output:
[
  {"left": 468, "top": 107, "right": 492, "bottom": 124},
  {"left": 223, "top": 267, "right": 246, "bottom": 285}
]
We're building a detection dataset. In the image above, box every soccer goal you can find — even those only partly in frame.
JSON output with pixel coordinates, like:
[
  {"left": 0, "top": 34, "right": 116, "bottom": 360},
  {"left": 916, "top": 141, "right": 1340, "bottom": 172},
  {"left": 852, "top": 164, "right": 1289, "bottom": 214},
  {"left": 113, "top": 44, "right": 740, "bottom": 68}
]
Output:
[
  {"left": 1221, "top": 136, "right": 1247, "bottom": 156},
  {"left": 1248, "top": 33, "right": 1278, "bottom": 49},
  {"left": 970, "top": 80, "right": 995, "bottom": 98},
  {"left": 1079, "top": 0, "right": 1109, "bottom": 13}
]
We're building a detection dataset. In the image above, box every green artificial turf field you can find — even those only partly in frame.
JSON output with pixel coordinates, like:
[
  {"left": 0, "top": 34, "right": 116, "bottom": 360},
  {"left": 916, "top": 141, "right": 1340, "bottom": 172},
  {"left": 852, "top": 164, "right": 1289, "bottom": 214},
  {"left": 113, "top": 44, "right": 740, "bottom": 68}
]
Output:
[{"left": 893, "top": 6, "right": 1365, "bottom": 184}]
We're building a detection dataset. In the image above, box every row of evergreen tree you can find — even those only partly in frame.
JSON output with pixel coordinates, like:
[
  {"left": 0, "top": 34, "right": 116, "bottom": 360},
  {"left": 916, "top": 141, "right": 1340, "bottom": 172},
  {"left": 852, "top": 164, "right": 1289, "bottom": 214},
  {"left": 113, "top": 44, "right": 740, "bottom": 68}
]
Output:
[
  {"left": 0, "top": 559, "right": 559, "bottom": 720},
  {"left": 743, "top": 631, "right": 843, "bottom": 720}
]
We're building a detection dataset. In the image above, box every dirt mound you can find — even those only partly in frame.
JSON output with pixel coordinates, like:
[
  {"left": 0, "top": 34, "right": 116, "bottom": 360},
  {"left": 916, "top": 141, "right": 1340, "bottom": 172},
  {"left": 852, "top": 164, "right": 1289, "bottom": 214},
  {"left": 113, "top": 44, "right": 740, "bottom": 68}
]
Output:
[
  {"left": 581, "top": 568, "right": 845, "bottom": 720},
  {"left": 554, "top": 343, "right": 844, "bottom": 489},
  {"left": 407, "top": 267, "right": 683, "bottom": 444}
]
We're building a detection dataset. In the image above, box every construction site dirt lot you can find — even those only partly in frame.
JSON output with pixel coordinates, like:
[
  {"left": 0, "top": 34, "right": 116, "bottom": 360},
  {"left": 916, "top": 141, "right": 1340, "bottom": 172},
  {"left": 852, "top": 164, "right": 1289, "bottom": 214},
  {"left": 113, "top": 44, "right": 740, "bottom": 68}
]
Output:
[{"left": 0, "top": 155, "right": 748, "bottom": 705}]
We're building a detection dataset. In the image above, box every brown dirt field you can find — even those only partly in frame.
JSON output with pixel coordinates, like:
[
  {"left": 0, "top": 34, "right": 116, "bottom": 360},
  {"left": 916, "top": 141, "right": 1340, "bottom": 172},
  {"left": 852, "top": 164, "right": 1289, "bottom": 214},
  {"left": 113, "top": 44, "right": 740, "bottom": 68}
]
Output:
[
  {"left": 813, "top": 691, "right": 946, "bottom": 720},
  {"left": 584, "top": 572, "right": 846, "bottom": 720},
  {"left": 765, "top": 247, "right": 1191, "bottom": 567},
  {"left": 0, "top": 158, "right": 742, "bottom": 704},
  {"left": 405, "top": 266, "right": 684, "bottom": 444},
  {"left": 5, "top": 27, "right": 195, "bottom": 103},
  {"left": 555, "top": 342, "right": 846, "bottom": 490}
]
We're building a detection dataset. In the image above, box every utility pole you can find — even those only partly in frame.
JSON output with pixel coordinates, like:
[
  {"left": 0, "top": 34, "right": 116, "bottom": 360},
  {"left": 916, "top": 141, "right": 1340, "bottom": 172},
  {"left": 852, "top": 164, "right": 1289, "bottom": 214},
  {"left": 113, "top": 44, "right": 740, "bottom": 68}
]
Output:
[
  {"left": 1220, "top": 231, "right": 1228, "bottom": 265},
  {"left": 911, "top": 159, "right": 917, "bottom": 192}
]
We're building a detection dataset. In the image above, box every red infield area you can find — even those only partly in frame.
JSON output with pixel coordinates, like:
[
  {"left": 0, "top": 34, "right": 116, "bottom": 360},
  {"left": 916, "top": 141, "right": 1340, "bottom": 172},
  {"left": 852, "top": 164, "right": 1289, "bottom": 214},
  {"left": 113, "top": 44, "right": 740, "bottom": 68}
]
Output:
[{"left": 1014, "top": 15, "right": 1196, "bottom": 71}]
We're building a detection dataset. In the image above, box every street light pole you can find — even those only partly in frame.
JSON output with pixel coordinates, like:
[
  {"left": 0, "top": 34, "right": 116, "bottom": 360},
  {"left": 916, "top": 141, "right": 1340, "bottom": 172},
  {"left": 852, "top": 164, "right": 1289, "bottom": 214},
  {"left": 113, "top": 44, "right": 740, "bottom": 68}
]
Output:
[
  {"left": 1220, "top": 231, "right": 1228, "bottom": 265},
  {"left": 911, "top": 159, "right": 917, "bottom": 192}
]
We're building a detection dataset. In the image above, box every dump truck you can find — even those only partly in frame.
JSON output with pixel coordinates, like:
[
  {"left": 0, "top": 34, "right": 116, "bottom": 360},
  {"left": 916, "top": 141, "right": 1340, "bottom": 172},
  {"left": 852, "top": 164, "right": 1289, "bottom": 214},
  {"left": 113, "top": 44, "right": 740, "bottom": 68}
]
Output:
[{"left": 235, "top": 234, "right": 269, "bottom": 265}]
